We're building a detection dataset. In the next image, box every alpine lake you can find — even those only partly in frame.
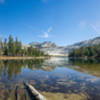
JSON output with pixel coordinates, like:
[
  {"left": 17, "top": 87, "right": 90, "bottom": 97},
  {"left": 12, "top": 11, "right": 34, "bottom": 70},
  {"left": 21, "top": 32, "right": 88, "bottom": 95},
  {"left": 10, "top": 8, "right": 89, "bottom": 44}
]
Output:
[{"left": 0, "top": 57, "right": 100, "bottom": 100}]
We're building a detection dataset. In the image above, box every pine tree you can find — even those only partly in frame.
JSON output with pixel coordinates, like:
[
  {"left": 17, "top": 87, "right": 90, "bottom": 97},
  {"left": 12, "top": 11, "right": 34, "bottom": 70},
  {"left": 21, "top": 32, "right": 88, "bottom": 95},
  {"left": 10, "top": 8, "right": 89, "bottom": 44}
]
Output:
[
  {"left": 15, "top": 37, "right": 22, "bottom": 56},
  {"left": 0, "top": 35, "right": 45, "bottom": 57},
  {"left": 0, "top": 36, "right": 3, "bottom": 56},
  {"left": 4, "top": 38, "right": 8, "bottom": 56},
  {"left": 8, "top": 35, "right": 16, "bottom": 56}
]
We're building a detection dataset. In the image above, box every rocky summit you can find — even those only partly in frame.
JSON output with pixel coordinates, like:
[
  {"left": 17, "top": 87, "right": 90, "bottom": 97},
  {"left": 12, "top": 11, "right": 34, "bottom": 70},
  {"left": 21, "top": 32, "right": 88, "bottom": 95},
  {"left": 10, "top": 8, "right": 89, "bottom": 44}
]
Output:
[{"left": 28, "top": 37, "right": 100, "bottom": 56}]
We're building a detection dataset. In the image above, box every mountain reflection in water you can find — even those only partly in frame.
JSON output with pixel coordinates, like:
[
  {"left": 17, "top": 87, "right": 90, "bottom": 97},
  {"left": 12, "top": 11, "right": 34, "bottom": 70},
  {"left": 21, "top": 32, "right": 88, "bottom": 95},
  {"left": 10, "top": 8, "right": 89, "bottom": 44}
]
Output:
[{"left": 0, "top": 57, "right": 100, "bottom": 100}]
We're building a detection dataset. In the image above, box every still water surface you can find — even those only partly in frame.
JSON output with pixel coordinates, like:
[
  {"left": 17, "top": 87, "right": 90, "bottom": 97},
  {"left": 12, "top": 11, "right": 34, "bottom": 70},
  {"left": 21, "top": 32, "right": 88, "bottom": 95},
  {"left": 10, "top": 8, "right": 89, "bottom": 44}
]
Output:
[{"left": 0, "top": 57, "right": 100, "bottom": 100}]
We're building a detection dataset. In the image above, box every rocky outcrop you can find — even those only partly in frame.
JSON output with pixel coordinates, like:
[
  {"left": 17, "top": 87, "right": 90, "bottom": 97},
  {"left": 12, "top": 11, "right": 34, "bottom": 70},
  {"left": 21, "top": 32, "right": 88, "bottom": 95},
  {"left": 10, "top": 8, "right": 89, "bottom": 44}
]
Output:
[
  {"left": 29, "top": 41, "right": 68, "bottom": 56},
  {"left": 28, "top": 37, "right": 100, "bottom": 56}
]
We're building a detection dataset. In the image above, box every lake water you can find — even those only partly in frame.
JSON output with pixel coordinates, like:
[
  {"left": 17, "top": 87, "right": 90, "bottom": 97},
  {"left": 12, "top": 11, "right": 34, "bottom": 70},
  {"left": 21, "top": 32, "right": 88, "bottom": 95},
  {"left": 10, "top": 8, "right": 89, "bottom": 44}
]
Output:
[{"left": 0, "top": 57, "right": 100, "bottom": 100}]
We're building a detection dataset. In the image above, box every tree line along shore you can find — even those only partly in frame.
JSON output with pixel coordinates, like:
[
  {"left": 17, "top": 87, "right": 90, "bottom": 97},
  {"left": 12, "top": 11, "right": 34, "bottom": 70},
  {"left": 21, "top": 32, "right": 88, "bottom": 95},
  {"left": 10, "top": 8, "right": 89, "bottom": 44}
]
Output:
[
  {"left": 0, "top": 35, "right": 47, "bottom": 57},
  {"left": 69, "top": 44, "right": 100, "bottom": 58}
]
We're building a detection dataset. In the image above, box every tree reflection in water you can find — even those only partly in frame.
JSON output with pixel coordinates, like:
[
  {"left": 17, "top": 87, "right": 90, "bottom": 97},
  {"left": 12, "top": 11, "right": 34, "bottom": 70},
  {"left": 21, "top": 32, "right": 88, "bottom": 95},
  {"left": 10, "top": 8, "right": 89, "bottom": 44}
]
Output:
[
  {"left": 0, "top": 58, "right": 100, "bottom": 100},
  {"left": 0, "top": 59, "right": 44, "bottom": 80},
  {"left": 69, "top": 58, "right": 100, "bottom": 77}
]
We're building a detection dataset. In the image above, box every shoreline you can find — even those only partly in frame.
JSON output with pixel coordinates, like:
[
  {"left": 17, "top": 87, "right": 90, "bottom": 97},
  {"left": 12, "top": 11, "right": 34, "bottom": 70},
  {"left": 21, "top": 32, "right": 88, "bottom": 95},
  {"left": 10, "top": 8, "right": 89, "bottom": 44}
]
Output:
[
  {"left": 0, "top": 56, "right": 50, "bottom": 60},
  {"left": 69, "top": 57, "right": 100, "bottom": 60}
]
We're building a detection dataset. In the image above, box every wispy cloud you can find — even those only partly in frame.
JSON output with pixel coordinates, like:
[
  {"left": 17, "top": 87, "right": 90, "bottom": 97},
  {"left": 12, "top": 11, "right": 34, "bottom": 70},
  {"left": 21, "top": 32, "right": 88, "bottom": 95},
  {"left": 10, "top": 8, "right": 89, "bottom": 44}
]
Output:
[
  {"left": 79, "top": 20, "right": 87, "bottom": 28},
  {"left": 78, "top": 20, "right": 100, "bottom": 36},
  {"left": 43, "top": 32, "right": 49, "bottom": 38},
  {"left": 90, "top": 24, "right": 100, "bottom": 34},
  {"left": 39, "top": 27, "right": 53, "bottom": 38},
  {"left": 0, "top": 0, "right": 5, "bottom": 4}
]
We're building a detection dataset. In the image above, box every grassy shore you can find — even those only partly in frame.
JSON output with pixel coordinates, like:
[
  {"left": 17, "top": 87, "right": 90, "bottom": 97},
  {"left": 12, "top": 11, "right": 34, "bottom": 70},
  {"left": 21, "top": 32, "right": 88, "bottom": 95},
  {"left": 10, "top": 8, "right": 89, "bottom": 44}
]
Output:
[{"left": 0, "top": 56, "right": 50, "bottom": 60}]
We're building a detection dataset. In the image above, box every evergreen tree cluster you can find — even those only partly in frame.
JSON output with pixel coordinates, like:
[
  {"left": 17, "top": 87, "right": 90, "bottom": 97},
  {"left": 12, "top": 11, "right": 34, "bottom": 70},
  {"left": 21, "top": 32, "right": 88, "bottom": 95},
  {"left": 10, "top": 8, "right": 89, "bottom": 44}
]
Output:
[
  {"left": 69, "top": 44, "right": 100, "bottom": 58},
  {"left": 0, "top": 35, "right": 45, "bottom": 56}
]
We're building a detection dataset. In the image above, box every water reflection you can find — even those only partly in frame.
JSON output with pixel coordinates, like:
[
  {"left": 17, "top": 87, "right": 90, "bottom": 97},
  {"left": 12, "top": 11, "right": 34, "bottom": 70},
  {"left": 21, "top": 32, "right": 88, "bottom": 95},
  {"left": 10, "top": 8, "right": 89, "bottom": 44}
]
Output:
[
  {"left": 0, "top": 57, "right": 69, "bottom": 80},
  {"left": 69, "top": 58, "right": 100, "bottom": 77},
  {"left": 0, "top": 59, "right": 44, "bottom": 80},
  {"left": 0, "top": 57, "right": 100, "bottom": 100}
]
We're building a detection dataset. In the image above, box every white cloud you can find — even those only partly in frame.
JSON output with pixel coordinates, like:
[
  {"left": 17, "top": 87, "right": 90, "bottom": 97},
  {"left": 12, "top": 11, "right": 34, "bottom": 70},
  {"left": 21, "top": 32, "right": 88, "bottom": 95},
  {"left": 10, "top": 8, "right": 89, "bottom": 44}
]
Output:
[
  {"left": 43, "top": 32, "right": 49, "bottom": 38},
  {"left": 79, "top": 20, "right": 100, "bottom": 35},
  {"left": 39, "top": 27, "right": 53, "bottom": 38},
  {"left": 90, "top": 24, "right": 100, "bottom": 34},
  {"left": 47, "top": 27, "right": 52, "bottom": 33},
  {"left": 79, "top": 20, "right": 87, "bottom": 28}
]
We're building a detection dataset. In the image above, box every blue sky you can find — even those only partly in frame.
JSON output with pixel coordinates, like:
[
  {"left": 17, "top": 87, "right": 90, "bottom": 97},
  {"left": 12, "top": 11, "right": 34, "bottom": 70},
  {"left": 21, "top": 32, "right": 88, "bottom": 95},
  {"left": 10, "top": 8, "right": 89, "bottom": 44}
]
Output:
[{"left": 0, "top": 0, "right": 100, "bottom": 46}]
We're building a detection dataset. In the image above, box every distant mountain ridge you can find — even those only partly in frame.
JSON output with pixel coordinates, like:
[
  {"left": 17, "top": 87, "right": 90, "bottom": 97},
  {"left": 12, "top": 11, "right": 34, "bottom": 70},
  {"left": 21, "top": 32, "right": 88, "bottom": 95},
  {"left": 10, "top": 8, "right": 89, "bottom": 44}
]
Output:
[
  {"left": 28, "top": 37, "right": 100, "bottom": 56},
  {"left": 29, "top": 41, "right": 56, "bottom": 48}
]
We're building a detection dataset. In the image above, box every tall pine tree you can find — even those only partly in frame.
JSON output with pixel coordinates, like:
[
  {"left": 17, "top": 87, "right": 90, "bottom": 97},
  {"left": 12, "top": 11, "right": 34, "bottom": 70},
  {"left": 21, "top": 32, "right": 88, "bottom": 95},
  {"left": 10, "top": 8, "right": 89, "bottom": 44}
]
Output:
[
  {"left": 8, "top": 35, "right": 16, "bottom": 56},
  {"left": 4, "top": 38, "right": 8, "bottom": 56}
]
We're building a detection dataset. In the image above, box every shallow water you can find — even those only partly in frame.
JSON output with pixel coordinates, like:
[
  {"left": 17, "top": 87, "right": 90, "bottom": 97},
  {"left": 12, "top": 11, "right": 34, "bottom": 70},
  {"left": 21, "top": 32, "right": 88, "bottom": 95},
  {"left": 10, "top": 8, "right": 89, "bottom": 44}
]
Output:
[{"left": 0, "top": 57, "right": 100, "bottom": 100}]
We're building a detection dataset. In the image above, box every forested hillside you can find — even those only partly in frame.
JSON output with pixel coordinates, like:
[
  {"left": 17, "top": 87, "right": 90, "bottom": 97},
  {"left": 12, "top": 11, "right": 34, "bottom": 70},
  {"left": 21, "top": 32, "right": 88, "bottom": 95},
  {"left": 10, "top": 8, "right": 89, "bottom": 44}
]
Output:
[
  {"left": 0, "top": 35, "right": 45, "bottom": 57},
  {"left": 69, "top": 44, "right": 100, "bottom": 58}
]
